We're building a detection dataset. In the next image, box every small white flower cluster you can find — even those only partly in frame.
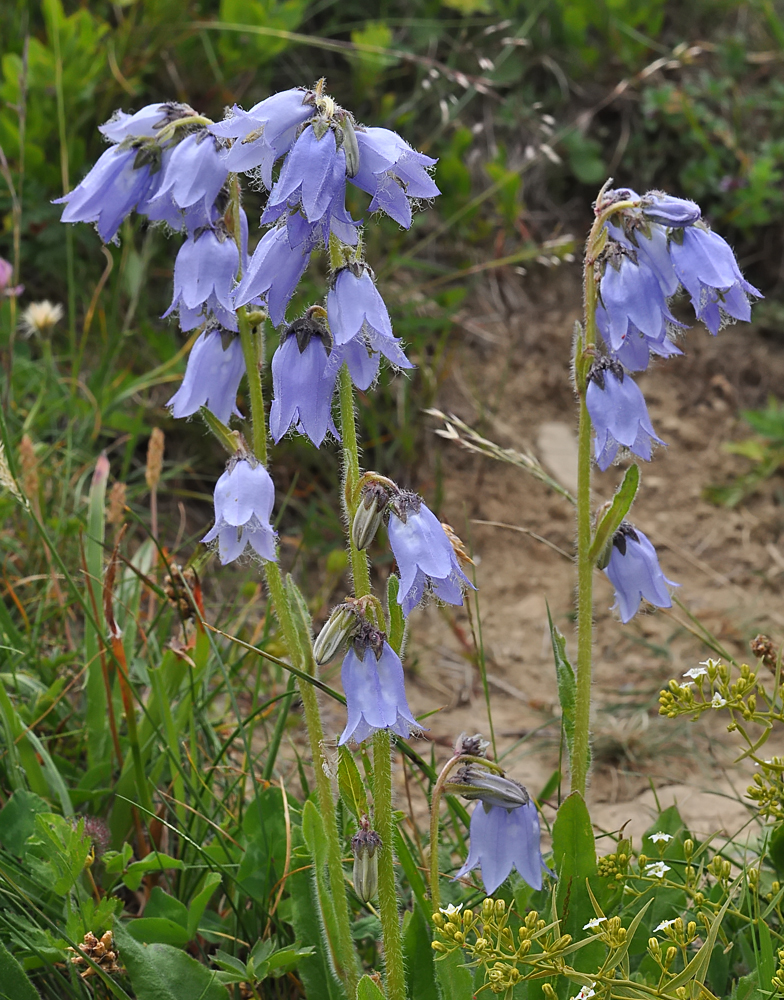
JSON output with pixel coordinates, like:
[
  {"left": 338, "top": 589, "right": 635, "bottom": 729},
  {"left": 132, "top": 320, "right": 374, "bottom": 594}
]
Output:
[
  {"left": 582, "top": 916, "right": 607, "bottom": 931},
  {"left": 572, "top": 984, "right": 596, "bottom": 1000},
  {"left": 649, "top": 831, "right": 673, "bottom": 844},
  {"left": 654, "top": 918, "right": 676, "bottom": 932},
  {"left": 646, "top": 861, "right": 671, "bottom": 878}
]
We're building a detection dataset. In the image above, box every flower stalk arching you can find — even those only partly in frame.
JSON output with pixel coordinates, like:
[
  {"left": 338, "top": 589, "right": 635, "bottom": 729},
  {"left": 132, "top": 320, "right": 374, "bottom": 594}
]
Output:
[{"left": 571, "top": 189, "right": 638, "bottom": 797}]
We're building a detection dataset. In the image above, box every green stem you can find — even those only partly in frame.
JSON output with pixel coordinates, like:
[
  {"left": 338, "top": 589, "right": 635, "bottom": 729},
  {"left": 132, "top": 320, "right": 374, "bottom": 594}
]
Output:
[
  {"left": 238, "top": 308, "right": 267, "bottom": 465},
  {"left": 338, "top": 363, "right": 372, "bottom": 601},
  {"left": 570, "top": 192, "right": 638, "bottom": 796},
  {"left": 264, "top": 563, "right": 359, "bottom": 997},
  {"left": 373, "top": 729, "right": 406, "bottom": 1000}
]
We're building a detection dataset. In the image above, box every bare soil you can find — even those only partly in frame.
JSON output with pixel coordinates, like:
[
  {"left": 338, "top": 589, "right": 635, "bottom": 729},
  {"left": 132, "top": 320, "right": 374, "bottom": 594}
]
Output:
[{"left": 387, "top": 263, "right": 784, "bottom": 846}]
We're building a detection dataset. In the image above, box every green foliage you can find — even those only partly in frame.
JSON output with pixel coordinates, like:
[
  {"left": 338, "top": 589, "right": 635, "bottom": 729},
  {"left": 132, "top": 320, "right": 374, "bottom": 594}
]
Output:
[{"left": 706, "top": 398, "right": 784, "bottom": 507}]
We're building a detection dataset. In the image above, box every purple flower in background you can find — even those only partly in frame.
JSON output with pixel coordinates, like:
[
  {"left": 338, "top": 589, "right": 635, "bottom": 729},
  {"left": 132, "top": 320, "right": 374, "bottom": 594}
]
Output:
[
  {"left": 604, "top": 523, "right": 677, "bottom": 623},
  {"left": 640, "top": 191, "right": 701, "bottom": 227},
  {"left": 351, "top": 127, "right": 439, "bottom": 228},
  {"left": 54, "top": 144, "right": 159, "bottom": 243},
  {"left": 209, "top": 89, "right": 311, "bottom": 184},
  {"left": 142, "top": 131, "right": 227, "bottom": 224},
  {"left": 327, "top": 265, "right": 414, "bottom": 374},
  {"left": 202, "top": 459, "right": 277, "bottom": 564},
  {"left": 387, "top": 492, "right": 474, "bottom": 616},
  {"left": 669, "top": 225, "right": 762, "bottom": 335},
  {"left": 262, "top": 125, "right": 347, "bottom": 228},
  {"left": 98, "top": 102, "right": 193, "bottom": 142},
  {"left": 586, "top": 358, "right": 665, "bottom": 470},
  {"left": 454, "top": 800, "right": 549, "bottom": 895},
  {"left": 599, "top": 242, "right": 678, "bottom": 353},
  {"left": 163, "top": 225, "right": 239, "bottom": 331},
  {"left": 233, "top": 223, "right": 313, "bottom": 326},
  {"left": 339, "top": 628, "right": 419, "bottom": 745},
  {"left": 269, "top": 314, "right": 339, "bottom": 447},
  {"left": 0, "top": 258, "right": 23, "bottom": 297},
  {"left": 167, "top": 328, "right": 244, "bottom": 424}
]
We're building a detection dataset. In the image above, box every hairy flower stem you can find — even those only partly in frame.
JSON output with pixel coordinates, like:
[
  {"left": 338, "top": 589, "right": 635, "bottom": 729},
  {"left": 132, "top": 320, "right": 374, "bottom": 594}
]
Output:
[
  {"left": 429, "top": 753, "right": 505, "bottom": 909},
  {"left": 571, "top": 191, "right": 638, "bottom": 796},
  {"left": 338, "top": 364, "right": 404, "bottom": 1000},
  {"left": 229, "top": 186, "right": 357, "bottom": 992},
  {"left": 374, "top": 729, "right": 406, "bottom": 1000}
]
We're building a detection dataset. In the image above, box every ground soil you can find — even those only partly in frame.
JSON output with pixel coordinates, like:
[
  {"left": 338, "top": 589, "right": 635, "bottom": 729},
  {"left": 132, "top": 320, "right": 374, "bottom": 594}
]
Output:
[{"left": 368, "top": 262, "right": 784, "bottom": 850}]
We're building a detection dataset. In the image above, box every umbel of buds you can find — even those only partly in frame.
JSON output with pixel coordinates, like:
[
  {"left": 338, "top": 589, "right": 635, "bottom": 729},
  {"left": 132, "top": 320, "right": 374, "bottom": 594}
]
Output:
[
  {"left": 352, "top": 815, "right": 382, "bottom": 903},
  {"left": 352, "top": 481, "right": 392, "bottom": 550}
]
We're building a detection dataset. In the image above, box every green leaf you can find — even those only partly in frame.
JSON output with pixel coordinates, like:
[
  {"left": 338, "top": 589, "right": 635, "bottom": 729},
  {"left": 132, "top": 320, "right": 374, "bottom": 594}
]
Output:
[
  {"left": 768, "top": 822, "right": 784, "bottom": 876},
  {"left": 386, "top": 575, "right": 406, "bottom": 654},
  {"left": 198, "top": 405, "right": 240, "bottom": 454},
  {"left": 403, "top": 908, "right": 439, "bottom": 1000},
  {"left": 0, "top": 939, "right": 39, "bottom": 1000},
  {"left": 113, "top": 922, "right": 227, "bottom": 1000},
  {"left": 288, "top": 865, "right": 345, "bottom": 1000},
  {"left": 238, "top": 786, "right": 289, "bottom": 905},
  {"left": 338, "top": 746, "right": 369, "bottom": 819},
  {"left": 84, "top": 453, "right": 109, "bottom": 768},
  {"left": 122, "top": 854, "right": 184, "bottom": 892},
  {"left": 758, "top": 917, "right": 775, "bottom": 987},
  {"left": 552, "top": 793, "right": 604, "bottom": 973},
  {"left": 301, "top": 799, "right": 341, "bottom": 970},
  {"left": 126, "top": 918, "right": 191, "bottom": 948},
  {"left": 357, "top": 974, "right": 386, "bottom": 1000},
  {"left": 434, "top": 947, "right": 473, "bottom": 1000},
  {"left": 145, "top": 887, "right": 188, "bottom": 927},
  {"left": 187, "top": 872, "right": 222, "bottom": 940},
  {"left": 547, "top": 605, "right": 578, "bottom": 771},
  {"left": 0, "top": 790, "right": 48, "bottom": 855},
  {"left": 588, "top": 463, "right": 640, "bottom": 566},
  {"left": 286, "top": 574, "right": 314, "bottom": 660}
]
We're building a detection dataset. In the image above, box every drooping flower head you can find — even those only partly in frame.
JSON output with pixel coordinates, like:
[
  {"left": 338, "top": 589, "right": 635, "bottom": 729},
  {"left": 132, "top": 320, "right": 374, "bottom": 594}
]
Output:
[
  {"left": 454, "top": 800, "right": 550, "bottom": 895},
  {"left": 140, "top": 130, "right": 228, "bottom": 230},
  {"left": 269, "top": 311, "right": 339, "bottom": 447},
  {"left": 98, "top": 101, "right": 195, "bottom": 143},
  {"left": 163, "top": 222, "right": 239, "bottom": 331},
  {"left": 350, "top": 126, "right": 439, "bottom": 228},
  {"left": 339, "top": 621, "right": 420, "bottom": 745},
  {"left": 201, "top": 457, "right": 277, "bottom": 565},
  {"left": 233, "top": 222, "right": 314, "bottom": 326},
  {"left": 604, "top": 522, "right": 677, "bottom": 623},
  {"left": 167, "top": 327, "right": 244, "bottom": 424},
  {"left": 586, "top": 357, "right": 665, "bottom": 470},
  {"left": 386, "top": 492, "right": 474, "bottom": 616}
]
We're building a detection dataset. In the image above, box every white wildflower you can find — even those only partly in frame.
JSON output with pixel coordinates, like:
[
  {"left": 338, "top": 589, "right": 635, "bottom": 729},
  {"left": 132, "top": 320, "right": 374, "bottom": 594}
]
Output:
[
  {"left": 583, "top": 917, "right": 607, "bottom": 930},
  {"left": 440, "top": 903, "right": 463, "bottom": 920},
  {"left": 20, "top": 300, "right": 64, "bottom": 338},
  {"left": 654, "top": 919, "right": 676, "bottom": 932},
  {"left": 649, "top": 832, "right": 673, "bottom": 844},
  {"left": 711, "top": 693, "right": 727, "bottom": 709},
  {"left": 646, "top": 861, "right": 671, "bottom": 878},
  {"left": 683, "top": 666, "right": 708, "bottom": 680}
]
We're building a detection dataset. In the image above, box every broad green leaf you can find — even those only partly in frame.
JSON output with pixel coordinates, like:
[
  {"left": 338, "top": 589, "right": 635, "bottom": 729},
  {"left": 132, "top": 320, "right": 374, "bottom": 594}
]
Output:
[
  {"left": 145, "top": 887, "right": 188, "bottom": 928},
  {"left": 768, "top": 822, "right": 784, "bottom": 876},
  {"left": 0, "top": 939, "right": 39, "bottom": 1000},
  {"left": 186, "top": 871, "right": 222, "bottom": 940},
  {"left": 126, "top": 918, "right": 190, "bottom": 948},
  {"left": 0, "top": 790, "right": 48, "bottom": 855},
  {"left": 301, "top": 798, "right": 341, "bottom": 979},
  {"left": 238, "top": 786, "right": 289, "bottom": 905},
  {"left": 113, "top": 922, "right": 226, "bottom": 1000},
  {"left": 288, "top": 864, "right": 345, "bottom": 1000},
  {"left": 123, "top": 854, "right": 184, "bottom": 892},
  {"left": 547, "top": 605, "right": 578, "bottom": 771},
  {"left": 434, "top": 947, "right": 473, "bottom": 1000},
  {"left": 588, "top": 463, "right": 640, "bottom": 566},
  {"left": 552, "top": 793, "right": 604, "bottom": 973},
  {"left": 758, "top": 918, "right": 775, "bottom": 988},
  {"left": 357, "top": 974, "right": 386, "bottom": 1000},
  {"left": 403, "top": 907, "right": 439, "bottom": 1000},
  {"left": 0, "top": 683, "right": 48, "bottom": 798},
  {"left": 338, "top": 746, "right": 369, "bottom": 819}
]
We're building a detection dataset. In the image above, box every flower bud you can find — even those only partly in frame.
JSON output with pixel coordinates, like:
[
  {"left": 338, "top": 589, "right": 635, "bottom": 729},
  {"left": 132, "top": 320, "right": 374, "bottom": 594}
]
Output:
[
  {"left": 313, "top": 604, "right": 357, "bottom": 664},
  {"left": 494, "top": 899, "right": 506, "bottom": 918},
  {"left": 352, "top": 820, "right": 382, "bottom": 903},
  {"left": 683, "top": 838, "right": 694, "bottom": 860},
  {"left": 648, "top": 937, "right": 660, "bottom": 956},
  {"left": 665, "top": 946, "right": 678, "bottom": 968},
  {"left": 482, "top": 898, "right": 495, "bottom": 918},
  {"left": 352, "top": 482, "right": 391, "bottom": 551},
  {"left": 455, "top": 732, "right": 490, "bottom": 758},
  {"left": 444, "top": 765, "right": 530, "bottom": 810},
  {"left": 640, "top": 192, "right": 701, "bottom": 227}
]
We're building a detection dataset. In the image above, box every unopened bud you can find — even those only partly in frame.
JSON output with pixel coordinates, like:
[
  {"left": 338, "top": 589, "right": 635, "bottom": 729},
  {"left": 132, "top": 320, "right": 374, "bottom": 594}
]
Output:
[
  {"left": 313, "top": 604, "right": 357, "bottom": 664},
  {"left": 665, "top": 946, "right": 677, "bottom": 967},
  {"left": 683, "top": 838, "right": 694, "bottom": 860},
  {"left": 542, "top": 985, "right": 557, "bottom": 1000},
  {"left": 648, "top": 937, "right": 660, "bottom": 955},
  {"left": 352, "top": 819, "right": 382, "bottom": 903},
  {"left": 431, "top": 941, "right": 448, "bottom": 952},
  {"left": 352, "top": 482, "right": 391, "bottom": 551},
  {"left": 445, "top": 765, "right": 530, "bottom": 810},
  {"left": 494, "top": 899, "right": 506, "bottom": 918},
  {"left": 482, "top": 898, "right": 495, "bottom": 918},
  {"left": 455, "top": 732, "right": 490, "bottom": 757}
]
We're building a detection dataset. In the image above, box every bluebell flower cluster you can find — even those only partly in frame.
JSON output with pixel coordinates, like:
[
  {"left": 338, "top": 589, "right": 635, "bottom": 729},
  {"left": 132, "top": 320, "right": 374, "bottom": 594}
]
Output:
[{"left": 586, "top": 187, "right": 759, "bottom": 622}]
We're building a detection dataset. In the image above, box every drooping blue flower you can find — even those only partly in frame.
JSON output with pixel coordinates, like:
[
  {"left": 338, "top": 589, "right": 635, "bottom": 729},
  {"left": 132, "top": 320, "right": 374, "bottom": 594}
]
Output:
[
  {"left": 262, "top": 124, "right": 348, "bottom": 228},
  {"left": 350, "top": 127, "right": 439, "bottom": 228},
  {"left": 99, "top": 102, "right": 191, "bottom": 142},
  {"left": 597, "top": 303, "right": 682, "bottom": 373},
  {"left": 142, "top": 131, "right": 228, "bottom": 221},
  {"left": 387, "top": 493, "right": 474, "bottom": 616},
  {"left": 339, "top": 630, "right": 419, "bottom": 745},
  {"left": 167, "top": 328, "right": 244, "bottom": 424},
  {"left": 269, "top": 315, "right": 339, "bottom": 447},
  {"left": 233, "top": 223, "right": 313, "bottom": 326},
  {"left": 454, "top": 800, "right": 549, "bottom": 895},
  {"left": 606, "top": 220, "right": 680, "bottom": 299},
  {"left": 209, "top": 89, "right": 311, "bottom": 185},
  {"left": 54, "top": 144, "right": 159, "bottom": 243},
  {"left": 137, "top": 145, "right": 215, "bottom": 232},
  {"left": 669, "top": 225, "right": 762, "bottom": 335},
  {"left": 599, "top": 242, "right": 679, "bottom": 353},
  {"left": 202, "top": 459, "right": 277, "bottom": 565},
  {"left": 327, "top": 265, "right": 414, "bottom": 374},
  {"left": 331, "top": 337, "right": 380, "bottom": 391},
  {"left": 163, "top": 225, "right": 239, "bottom": 331},
  {"left": 640, "top": 191, "right": 701, "bottom": 227},
  {"left": 586, "top": 358, "right": 665, "bottom": 470},
  {"left": 604, "top": 523, "right": 677, "bottom": 623}
]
